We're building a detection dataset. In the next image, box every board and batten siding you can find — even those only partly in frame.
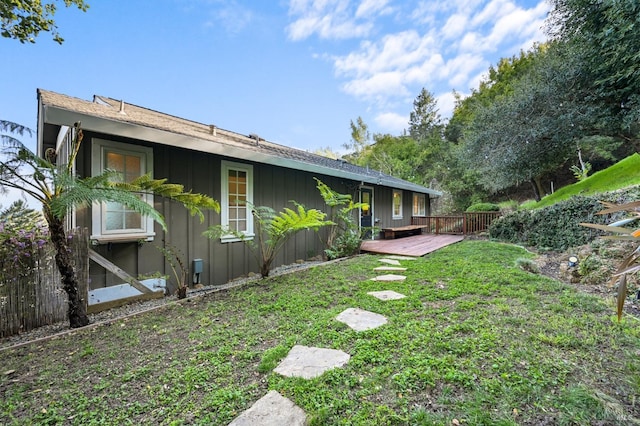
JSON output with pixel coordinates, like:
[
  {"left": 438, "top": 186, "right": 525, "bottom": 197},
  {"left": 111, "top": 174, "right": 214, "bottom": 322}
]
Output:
[{"left": 76, "top": 131, "right": 358, "bottom": 291}]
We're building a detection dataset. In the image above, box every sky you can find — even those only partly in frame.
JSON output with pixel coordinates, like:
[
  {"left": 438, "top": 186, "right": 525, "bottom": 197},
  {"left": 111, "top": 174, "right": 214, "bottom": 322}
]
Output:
[{"left": 2, "top": 0, "right": 550, "bottom": 155}]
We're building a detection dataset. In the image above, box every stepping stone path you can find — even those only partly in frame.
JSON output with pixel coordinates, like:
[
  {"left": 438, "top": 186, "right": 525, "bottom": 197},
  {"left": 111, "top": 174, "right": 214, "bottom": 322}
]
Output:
[
  {"left": 228, "top": 390, "right": 307, "bottom": 426},
  {"left": 273, "top": 345, "right": 351, "bottom": 379},
  {"left": 336, "top": 308, "right": 388, "bottom": 331},
  {"left": 378, "top": 258, "right": 401, "bottom": 265},
  {"left": 386, "top": 255, "right": 417, "bottom": 261},
  {"left": 374, "top": 266, "right": 407, "bottom": 272},
  {"left": 229, "top": 255, "right": 416, "bottom": 424},
  {"left": 370, "top": 274, "right": 406, "bottom": 282},
  {"left": 367, "top": 290, "right": 406, "bottom": 301}
]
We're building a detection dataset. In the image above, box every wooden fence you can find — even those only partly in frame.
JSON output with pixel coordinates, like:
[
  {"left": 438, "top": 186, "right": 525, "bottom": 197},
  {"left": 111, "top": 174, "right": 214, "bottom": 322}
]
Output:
[
  {"left": 412, "top": 212, "right": 502, "bottom": 235},
  {"left": 0, "top": 228, "right": 89, "bottom": 338}
]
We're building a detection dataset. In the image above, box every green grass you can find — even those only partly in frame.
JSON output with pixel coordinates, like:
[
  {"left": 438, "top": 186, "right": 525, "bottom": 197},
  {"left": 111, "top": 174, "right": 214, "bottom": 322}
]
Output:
[
  {"left": 1, "top": 240, "right": 639, "bottom": 425},
  {"left": 531, "top": 153, "right": 640, "bottom": 209}
]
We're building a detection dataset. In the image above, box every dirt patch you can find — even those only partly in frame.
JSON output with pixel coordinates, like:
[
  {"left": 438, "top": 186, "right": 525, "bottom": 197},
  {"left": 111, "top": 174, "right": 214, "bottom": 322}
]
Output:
[{"left": 533, "top": 241, "right": 640, "bottom": 319}]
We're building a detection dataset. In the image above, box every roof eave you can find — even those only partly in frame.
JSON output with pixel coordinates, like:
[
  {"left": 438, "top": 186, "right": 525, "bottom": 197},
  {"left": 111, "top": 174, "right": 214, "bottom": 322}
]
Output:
[{"left": 41, "top": 104, "right": 442, "bottom": 196}]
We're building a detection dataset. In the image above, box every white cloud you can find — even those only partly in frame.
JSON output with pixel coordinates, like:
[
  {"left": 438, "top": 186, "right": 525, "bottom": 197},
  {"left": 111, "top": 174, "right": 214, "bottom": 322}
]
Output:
[
  {"left": 342, "top": 70, "right": 410, "bottom": 101},
  {"left": 436, "top": 91, "right": 459, "bottom": 119},
  {"left": 203, "top": 1, "right": 254, "bottom": 35},
  {"left": 442, "top": 13, "right": 469, "bottom": 40},
  {"left": 355, "top": 0, "right": 392, "bottom": 18},
  {"left": 374, "top": 111, "right": 407, "bottom": 133},
  {"left": 289, "top": 0, "right": 551, "bottom": 136},
  {"left": 286, "top": 0, "right": 390, "bottom": 40}
]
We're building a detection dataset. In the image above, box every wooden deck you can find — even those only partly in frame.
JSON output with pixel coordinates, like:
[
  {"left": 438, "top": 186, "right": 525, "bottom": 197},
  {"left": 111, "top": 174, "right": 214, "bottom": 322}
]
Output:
[{"left": 360, "top": 234, "right": 465, "bottom": 257}]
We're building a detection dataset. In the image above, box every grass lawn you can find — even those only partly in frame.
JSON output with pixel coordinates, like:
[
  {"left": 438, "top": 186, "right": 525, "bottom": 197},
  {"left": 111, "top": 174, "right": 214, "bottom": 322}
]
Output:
[
  {"left": 530, "top": 153, "right": 640, "bottom": 209},
  {"left": 1, "top": 240, "right": 639, "bottom": 425}
]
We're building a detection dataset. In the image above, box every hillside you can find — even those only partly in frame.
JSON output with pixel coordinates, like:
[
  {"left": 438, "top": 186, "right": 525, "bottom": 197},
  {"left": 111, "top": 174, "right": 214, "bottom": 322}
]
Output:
[{"left": 530, "top": 153, "right": 640, "bottom": 209}]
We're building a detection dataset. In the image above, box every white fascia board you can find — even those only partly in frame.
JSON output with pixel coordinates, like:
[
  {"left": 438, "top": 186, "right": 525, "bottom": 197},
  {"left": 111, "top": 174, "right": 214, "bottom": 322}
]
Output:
[{"left": 43, "top": 105, "right": 441, "bottom": 196}]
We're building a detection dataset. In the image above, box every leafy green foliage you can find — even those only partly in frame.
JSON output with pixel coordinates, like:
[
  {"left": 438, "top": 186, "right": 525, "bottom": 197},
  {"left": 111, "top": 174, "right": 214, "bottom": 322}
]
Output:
[
  {"left": 466, "top": 203, "right": 500, "bottom": 212},
  {"left": 532, "top": 153, "right": 640, "bottom": 209},
  {"left": 548, "top": 0, "right": 640, "bottom": 129},
  {"left": 204, "top": 202, "right": 332, "bottom": 277},
  {"left": 490, "top": 196, "right": 610, "bottom": 250},
  {"left": 0, "top": 200, "right": 48, "bottom": 270},
  {"left": 155, "top": 244, "right": 187, "bottom": 298},
  {"left": 0, "top": 0, "right": 88, "bottom": 44},
  {"left": 314, "top": 178, "right": 364, "bottom": 259}
]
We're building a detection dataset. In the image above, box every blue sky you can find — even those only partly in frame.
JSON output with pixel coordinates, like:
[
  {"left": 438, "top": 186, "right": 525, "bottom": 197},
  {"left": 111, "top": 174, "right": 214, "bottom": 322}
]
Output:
[{"left": 2, "top": 0, "right": 549, "bottom": 154}]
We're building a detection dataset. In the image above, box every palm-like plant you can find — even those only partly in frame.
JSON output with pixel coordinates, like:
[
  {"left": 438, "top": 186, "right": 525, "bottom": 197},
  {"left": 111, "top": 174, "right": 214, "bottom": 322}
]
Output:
[
  {"left": 315, "top": 178, "right": 367, "bottom": 259},
  {"left": 581, "top": 200, "right": 640, "bottom": 321},
  {"left": 0, "top": 121, "right": 220, "bottom": 327},
  {"left": 204, "top": 202, "right": 333, "bottom": 277}
]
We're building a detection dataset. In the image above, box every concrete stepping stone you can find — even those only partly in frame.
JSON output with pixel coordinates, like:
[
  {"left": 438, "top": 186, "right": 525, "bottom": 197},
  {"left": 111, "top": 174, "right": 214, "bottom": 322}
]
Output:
[
  {"left": 379, "top": 258, "right": 401, "bottom": 266},
  {"left": 387, "top": 255, "right": 417, "bottom": 260},
  {"left": 367, "top": 290, "right": 406, "bottom": 301},
  {"left": 374, "top": 266, "right": 407, "bottom": 272},
  {"left": 370, "top": 274, "right": 406, "bottom": 282},
  {"left": 274, "top": 345, "right": 350, "bottom": 379},
  {"left": 335, "top": 308, "right": 388, "bottom": 331},
  {"left": 228, "top": 390, "right": 306, "bottom": 426}
]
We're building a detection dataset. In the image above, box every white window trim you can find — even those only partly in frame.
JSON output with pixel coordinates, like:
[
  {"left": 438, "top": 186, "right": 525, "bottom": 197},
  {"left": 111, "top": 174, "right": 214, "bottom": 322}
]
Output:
[
  {"left": 392, "top": 189, "right": 403, "bottom": 220},
  {"left": 90, "top": 138, "right": 155, "bottom": 243},
  {"left": 413, "top": 193, "right": 426, "bottom": 217},
  {"left": 220, "top": 160, "right": 254, "bottom": 243}
]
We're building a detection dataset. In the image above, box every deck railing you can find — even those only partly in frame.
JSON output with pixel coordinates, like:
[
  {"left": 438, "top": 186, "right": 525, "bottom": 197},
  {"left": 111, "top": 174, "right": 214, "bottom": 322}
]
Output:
[{"left": 412, "top": 212, "right": 502, "bottom": 235}]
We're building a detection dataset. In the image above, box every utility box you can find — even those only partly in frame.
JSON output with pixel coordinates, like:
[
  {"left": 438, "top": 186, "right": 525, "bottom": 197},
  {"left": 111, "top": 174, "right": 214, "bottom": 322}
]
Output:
[{"left": 192, "top": 258, "right": 203, "bottom": 274}]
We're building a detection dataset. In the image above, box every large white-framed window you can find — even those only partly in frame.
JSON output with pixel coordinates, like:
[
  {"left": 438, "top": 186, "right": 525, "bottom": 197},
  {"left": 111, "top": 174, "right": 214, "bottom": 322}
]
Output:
[
  {"left": 220, "top": 160, "right": 254, "bottom": 243},
  {"left": 413, "top": 193, "right": 426, "bottom": 216},
  {"left": 91, "top": 139, "right": 155, "bottom": 243},
  {"left": 392, "top": 189, "right": 403, "bottom": 219}
]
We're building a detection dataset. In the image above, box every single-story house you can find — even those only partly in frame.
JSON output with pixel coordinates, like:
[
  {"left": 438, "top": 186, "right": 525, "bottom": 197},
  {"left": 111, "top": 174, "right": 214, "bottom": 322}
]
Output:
[{"left": 37, "top": 89, "right": 441, "bottom": 293}]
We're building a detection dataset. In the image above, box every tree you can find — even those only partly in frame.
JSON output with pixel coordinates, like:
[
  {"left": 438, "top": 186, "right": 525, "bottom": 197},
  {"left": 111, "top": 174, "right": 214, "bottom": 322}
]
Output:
[
  {"left": 0, "top": 121, "right": 220, "bottom": 327},
  {"left": 1, "top": 0, "right": 88, "bottom": 44},
  {"left": 408, "top": 88, "right": 441, "bottom": 141},
  {"left": 456, "top": 43, "right": 618, "bottom": 200},
  {"left": 547, "top": 0, "right": 640, "bottom": 130},
  {"left": 203, "top": 202, "right": 332, "bottom": 277},
  {"left": 341, "top": 116, "right": 371, "bottom": 164}
]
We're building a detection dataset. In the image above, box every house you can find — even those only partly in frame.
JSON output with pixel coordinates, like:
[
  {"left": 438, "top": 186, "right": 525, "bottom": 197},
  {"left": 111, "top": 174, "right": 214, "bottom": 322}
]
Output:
[{"left": 37, "top": 89, "right": 441, "bottom": 293}]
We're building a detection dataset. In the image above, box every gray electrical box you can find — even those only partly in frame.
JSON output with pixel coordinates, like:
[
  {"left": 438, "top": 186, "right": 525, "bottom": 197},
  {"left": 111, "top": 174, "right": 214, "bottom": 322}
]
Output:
[{"left": 192, "top": 258, "right": 203, "bottom": 274}]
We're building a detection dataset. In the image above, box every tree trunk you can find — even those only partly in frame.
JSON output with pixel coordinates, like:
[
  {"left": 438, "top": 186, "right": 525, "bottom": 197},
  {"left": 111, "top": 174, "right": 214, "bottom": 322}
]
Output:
[
  {"left": 529, "top": 178, "right": 543, "bottom": 201},
  {"left": 45, "top": 210, "right": 90, "bottom": 328}
]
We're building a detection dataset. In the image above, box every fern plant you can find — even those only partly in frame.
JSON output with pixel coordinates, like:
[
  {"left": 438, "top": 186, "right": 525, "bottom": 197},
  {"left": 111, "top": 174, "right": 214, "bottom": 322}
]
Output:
[
  {"left": 314, "top": 178, "right": 367, "bottom": 259},
  {"left": 204, "top": 202, "right": 333, "bottom": 277},
  {"left": 581, "top": 200, "right": 640, "bottom": 321},
  {"left": 156, "top": 243, "right": 188, "bottom": 299},
  {"left": 0, "top": 121, "right": 219, "bottom": 327}
]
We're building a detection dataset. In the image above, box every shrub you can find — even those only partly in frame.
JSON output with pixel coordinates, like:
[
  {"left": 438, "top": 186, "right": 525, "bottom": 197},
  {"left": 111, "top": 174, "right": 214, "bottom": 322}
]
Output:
[
  {"left": 0, "top": 201, "right": 48, "bottom": 271},
  {"left": 489, "top": 196, "right": 608, "bottom": 250},
  {"left": 490, "top": 187, "right": 640, "bottom": 251},
  {"left": 466, "top": 202, "right": 500, "bottom": 212}
]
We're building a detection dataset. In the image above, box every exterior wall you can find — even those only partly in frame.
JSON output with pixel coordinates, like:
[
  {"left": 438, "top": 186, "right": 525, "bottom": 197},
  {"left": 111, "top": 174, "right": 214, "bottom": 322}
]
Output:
[{"left": 73, "top": 130, "right": 364, "bottom": 291}]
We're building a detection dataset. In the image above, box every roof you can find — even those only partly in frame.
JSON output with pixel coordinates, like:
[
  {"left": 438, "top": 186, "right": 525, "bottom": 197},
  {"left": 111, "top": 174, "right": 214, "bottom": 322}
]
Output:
[{"left": 37, "top": 89, "right": 441, "bottom": 196}]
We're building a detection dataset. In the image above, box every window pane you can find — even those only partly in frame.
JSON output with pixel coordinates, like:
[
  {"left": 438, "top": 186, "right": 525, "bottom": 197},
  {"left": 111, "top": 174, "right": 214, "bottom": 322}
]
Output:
[
  {"left": 125, "top": 155, "right": 141, "bottom": 182},
  {"left": 106, "top": 152, "right": 124, "bottom": 172},
  {"left": 125, "top": 211, "right": 142, "bottom": 229},
  {"left": 105, "top": 212, "right": 123, "bottom": 231}
]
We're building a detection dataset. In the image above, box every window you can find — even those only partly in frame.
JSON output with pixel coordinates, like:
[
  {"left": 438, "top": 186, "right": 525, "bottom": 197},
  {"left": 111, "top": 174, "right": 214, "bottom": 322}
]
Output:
[
  {"left": 392, "top": 189, "right": 403, "bottom": 219},
  {"left": 221, "top": 160, "right": 254, "bottom": 242},
  {"left": 91, "top": 139, "right": 154, "bottom": 243},
  {"left": 413, "top": 193, "right": 426, "bottom": 216}
]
